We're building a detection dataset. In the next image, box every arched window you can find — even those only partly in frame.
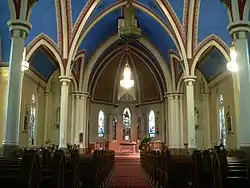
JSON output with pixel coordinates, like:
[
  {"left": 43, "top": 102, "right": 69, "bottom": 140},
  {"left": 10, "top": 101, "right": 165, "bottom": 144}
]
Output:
[
  {"left": 29, "top": 94, "right": 36, "bottom": 145},
  {"left": 149, "top": 110, "right": 155, "bottom": 138},
  {"left": 219, "top": 94, "right": 226, "bottom": 146},
  {"left": 98, "top": 110, "right": 105, "bottom": 138},
  {"left": 123, "top": 108, "right": 131, "bottom": 140}
]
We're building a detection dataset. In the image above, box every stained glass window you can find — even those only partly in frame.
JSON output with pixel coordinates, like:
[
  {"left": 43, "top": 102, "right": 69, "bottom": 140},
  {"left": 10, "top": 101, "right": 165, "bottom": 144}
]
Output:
[
  {"left": 219, "top": 94, "right": 226, "bottom": 146},
  {"left": 123, "top": 108, "right": 131, "bottom": 140},
  {"left": 149, "top": 110, "right": 155, "bottom": 138},
  {"left": 98, "top": 110, "right": 105, "bottom": 138},
  {"left": 29, "top": 94, "right": 36, "bottom": 145}
]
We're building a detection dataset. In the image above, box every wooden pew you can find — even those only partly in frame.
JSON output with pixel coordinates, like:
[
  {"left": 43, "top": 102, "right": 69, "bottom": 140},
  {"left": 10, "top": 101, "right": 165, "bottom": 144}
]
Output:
[
  {"left": 79, "top": 150, "right": 115, "bottom": 188},
  {"left": 192, "top": 148, "right": 249, "bottom": 188},
  {"left": 0, "top": 149, "right": 40, "bottom": 188},
  {"left": 141, "top": 149, "right": 194, "bottom": 187},
  {"left": 213, "top": 149, "right": 249, "bottom": 188}
]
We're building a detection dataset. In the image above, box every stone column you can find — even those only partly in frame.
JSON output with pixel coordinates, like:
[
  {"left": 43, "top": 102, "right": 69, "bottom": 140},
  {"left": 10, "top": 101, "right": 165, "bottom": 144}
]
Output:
[
  {"left": 228, "top": 26, "right": 250, "bottom": 151},
  {"left": 164, "top": 99, "right": 168, "bottom": 146},
  {"left": 43, "top": 91, "right": 51, "bottom": 143},
  {"left": 166, "top": 94, "right": 179, "bottom": 148},
  {"left": 70, "top": 94, "right": 76, "bottom": 144},
  {"left": 179, "top": 94, "right": 184, "bottom": 148},
  {"left": 2, "top": 0, "right": 38, "bottom": 157},
  {"left": 202, "top": 93, "right": 211, "bottom": 148},
  {"left": 161, "top": 102, "right": 165, "bottom": 142},
  {"left": 184, "top": 77, "right": 196, "bottom": 149},
  {"left": 59, "top": 76, "right": 71, "bottom": 149},
  {"left": 0, "top": 68, "right": 9, "bottom": 148},
  {"left": 74, "top": 92, "right": 88, "bottom": 152},
  {"left": 74, "top": 94, "right": 81, "bottom": 144}
]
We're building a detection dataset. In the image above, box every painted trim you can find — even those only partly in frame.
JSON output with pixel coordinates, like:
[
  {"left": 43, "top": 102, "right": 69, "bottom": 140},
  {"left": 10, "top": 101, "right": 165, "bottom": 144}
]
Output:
[
  {"left": 191, "top": 35, "right": 230, "bottom": 76},
  {"left": 59, "top": 0, "right": 69, "bottom": 58},
  {"left": 155, "top": 0, "right": 188, "bottom": 75},
  {"left": 26, "top": 34, "right": 65, "bottom": 76},
  {"left": 67, "top": 0, "right": 102, "bottom": 75}
]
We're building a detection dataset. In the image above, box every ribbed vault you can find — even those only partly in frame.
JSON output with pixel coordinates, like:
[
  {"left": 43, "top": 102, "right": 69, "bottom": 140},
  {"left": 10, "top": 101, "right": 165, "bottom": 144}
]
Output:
[{"left": 88, "top": 40, "right": 166, "bottom": 104}]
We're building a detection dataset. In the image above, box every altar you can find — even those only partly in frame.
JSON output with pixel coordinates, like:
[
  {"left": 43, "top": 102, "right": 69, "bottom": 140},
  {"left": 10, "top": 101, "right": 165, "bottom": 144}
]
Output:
[{"left": 120, "top": 141, "right": 136, "bottom": 153}]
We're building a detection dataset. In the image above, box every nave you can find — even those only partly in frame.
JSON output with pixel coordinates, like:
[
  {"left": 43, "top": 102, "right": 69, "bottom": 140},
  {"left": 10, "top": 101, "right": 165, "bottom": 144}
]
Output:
[{"left": 0, "top": 145, "right": 249, "bottom": 188}]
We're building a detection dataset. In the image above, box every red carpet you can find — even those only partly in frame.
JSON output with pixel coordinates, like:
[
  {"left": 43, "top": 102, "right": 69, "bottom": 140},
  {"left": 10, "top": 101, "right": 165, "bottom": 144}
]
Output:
[{"left": 105, "top": 155, "right": 154, "bottom": 188}]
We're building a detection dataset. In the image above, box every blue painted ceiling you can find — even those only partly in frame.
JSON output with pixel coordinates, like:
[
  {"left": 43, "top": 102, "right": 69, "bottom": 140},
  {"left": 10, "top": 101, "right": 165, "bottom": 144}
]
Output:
[
  {"left": 0, "top": 0, "right": 247, "bottom": 82},
  {"left": 30, "top": 47, "right": 57, "bottom": 81},
  {"left": 0, "top": 0, "right": 10, "bottom": 63},
  {"left": 198, "top": 0, "right": 231, "bottom": 45},
  {"left": 197, "top": 48, "right": 227, "bottom": 81}
]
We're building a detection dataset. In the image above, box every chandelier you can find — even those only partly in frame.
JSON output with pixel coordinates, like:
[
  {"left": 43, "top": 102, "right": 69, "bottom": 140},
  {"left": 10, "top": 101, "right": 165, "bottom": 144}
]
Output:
[{"left": 120, "top": 57, "right": 134, "bottom": 89}]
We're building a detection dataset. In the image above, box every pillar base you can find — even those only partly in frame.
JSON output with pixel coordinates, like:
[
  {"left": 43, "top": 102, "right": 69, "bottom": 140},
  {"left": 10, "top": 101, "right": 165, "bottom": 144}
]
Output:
[{"left": 2, "top": 144, "right": 19, "bottom": 159}]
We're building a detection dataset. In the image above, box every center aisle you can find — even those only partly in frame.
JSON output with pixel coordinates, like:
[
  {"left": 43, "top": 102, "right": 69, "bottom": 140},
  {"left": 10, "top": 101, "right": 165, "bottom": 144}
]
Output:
[{"left": 105, "top": 154, "right": 155, "bottom": 188}]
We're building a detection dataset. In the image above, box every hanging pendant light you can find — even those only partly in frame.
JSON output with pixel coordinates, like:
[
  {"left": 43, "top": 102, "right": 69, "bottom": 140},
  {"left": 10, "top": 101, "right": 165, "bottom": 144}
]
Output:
[{"left": 120, "top": 51, "right": 134, "bottom": 89}]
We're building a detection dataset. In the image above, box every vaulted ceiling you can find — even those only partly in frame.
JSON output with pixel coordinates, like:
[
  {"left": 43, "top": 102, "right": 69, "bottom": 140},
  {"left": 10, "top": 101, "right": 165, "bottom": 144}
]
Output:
[{"left": 0, "top": 0, "right": 249, "bottom": 85}]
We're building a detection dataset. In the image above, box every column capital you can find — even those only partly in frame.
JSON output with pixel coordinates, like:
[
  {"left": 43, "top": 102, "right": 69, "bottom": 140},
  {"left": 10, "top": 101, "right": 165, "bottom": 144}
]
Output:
[
  {"left": 227, "top": 22, "right": 250, "bottom": 39},
  {"left": 183, "top": 76, "right": 196, "bottom": 86},
  {"left": 164, "top": 92, "right": 183, "bottom": 98},
  {"left": 44, "top": 91, "right": 51, "bottom": 96},
  {"left": 59, "top": 76, "right": 71, "bottom": 83},
  {"left": 8, "top": 20, "right": 32, "bottom": 39},
  {"left": 71, "top": 91, "right": 89, "bottom": 98}
]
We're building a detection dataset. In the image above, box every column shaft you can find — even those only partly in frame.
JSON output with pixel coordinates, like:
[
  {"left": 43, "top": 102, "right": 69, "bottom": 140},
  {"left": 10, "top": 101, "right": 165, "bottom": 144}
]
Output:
[
  {"left": 70, "top": 94, "right": 76, "bottom": 144},
  {"left": 202, "top": 93, "right": 211, "bottom": 148},
  {"left": 185, "top": 78, "right": 196, "bottom": 149},
  {"left": 80, "top": 94, "right": 88, "bottom": 148},
  {"left": 234, "top": 32, "right": 250, "bottom": 147},
  {"left": 59, "top": 77, "right": 71, "bottom": 149},
  {"left": 74, "top": 96, "right": 81, "bottom": 144},
  {"left": 179, "top": 95, "right": 184, "bottom": 148},
  {"left": 43, "top": 92, "right": 50, "bottom": 143},
  {"left": 2, "top": 30, "right": 26, "bottom": 156}
]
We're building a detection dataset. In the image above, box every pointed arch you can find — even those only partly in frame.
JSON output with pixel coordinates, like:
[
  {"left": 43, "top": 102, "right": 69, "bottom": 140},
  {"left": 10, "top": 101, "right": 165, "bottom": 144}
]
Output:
[
  {"left": 98, "top": 110, "right": 105, "bottom": 138},
  {"left": 191, "top": 35, "right": 230, "bottom": 76},
  {"left": 26, "top": 34, "right": 65, "bottom": 76},
  {"left": 149, "top": 110, "right": 156, "bottom": 138}
]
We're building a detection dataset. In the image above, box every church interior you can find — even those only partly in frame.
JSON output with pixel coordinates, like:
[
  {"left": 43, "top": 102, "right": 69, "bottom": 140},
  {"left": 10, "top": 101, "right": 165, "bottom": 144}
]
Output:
[{"left": 0, "top": 0, "right": 249, "bottom": 187}]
